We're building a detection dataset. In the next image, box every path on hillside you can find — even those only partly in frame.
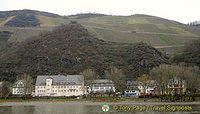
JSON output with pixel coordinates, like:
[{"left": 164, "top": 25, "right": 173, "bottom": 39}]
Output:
[
  {"left": 84, "top": 25, "right": 200, "bottom": 38},
  {"left": 154, "top": 45, "right": 184, "bottom": 49},
  {"left": 0, "top": 26, "right": 54, "bottom": 31}
]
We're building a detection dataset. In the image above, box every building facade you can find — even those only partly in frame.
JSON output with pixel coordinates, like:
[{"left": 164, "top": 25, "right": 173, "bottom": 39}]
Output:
[
  {"left": 124, "top": 89, "right": 140, "bottom": 97},
  {"left": 145, "top": 80, "right": 158, "bottom": 94},
  {"left": 167, "top": 77, "right": 186, "bottom": 95},
  {"left": 126, "top": 81, "right": 144, "bottom": 93},
  {"left": 90, "top": 79, "right": 115, "bottom": 94},
  {"left": 12, "top": 80, "right": 32, "bottom": 95},
  {"left": 35, "top": 75, "right": 84, "bottom": 97}
]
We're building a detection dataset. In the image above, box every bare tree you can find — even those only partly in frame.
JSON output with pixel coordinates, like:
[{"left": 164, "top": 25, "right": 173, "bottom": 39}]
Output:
[
  {"left": 137, "top": 74, "right": 152, "bottom": 93},
  {"left": 104, "top": 66, "right": 126, "bottom": 93},
  {"left": 150, "top": 64, "right": 200, "bottom": 101},
  {"left": 0, "top": 81, "right": 12, "bottom": 99},
  {"left": 80, "top": 69, "right": 96, "bottom": 96}
]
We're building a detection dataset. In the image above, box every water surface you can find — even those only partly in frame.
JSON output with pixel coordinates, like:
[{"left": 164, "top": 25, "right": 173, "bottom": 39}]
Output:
[{"left": 0, "top": 102, "right": 199, "bottom": 114}]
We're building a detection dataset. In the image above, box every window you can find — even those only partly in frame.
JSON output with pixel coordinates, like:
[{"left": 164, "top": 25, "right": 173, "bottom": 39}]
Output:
[
  {"left": 105, "top": 87, "right": 109, "bottom": 89},
  {"left": 94, "top": 87, "right": 99, "bottom": 89},
  {"left": 52, "top": 90, "right": 54, "bottom": 92}
]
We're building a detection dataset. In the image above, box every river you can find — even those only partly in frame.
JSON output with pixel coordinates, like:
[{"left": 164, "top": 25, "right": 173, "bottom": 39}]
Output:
[{"left": 0, "top": 101, "right": 199, "bottom": 114}]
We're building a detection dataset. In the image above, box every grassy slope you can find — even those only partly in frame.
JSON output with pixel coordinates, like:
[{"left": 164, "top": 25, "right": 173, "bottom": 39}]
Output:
[
  {"left": 73, "top": 15, "right": 200, "bottom": 54},
  {"left": 1, "top": 11, "right": 200, "bottom": 54}
]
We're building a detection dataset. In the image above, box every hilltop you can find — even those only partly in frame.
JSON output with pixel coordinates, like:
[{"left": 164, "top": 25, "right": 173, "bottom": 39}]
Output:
[
  {"left": 0, "top": 22, "right": 168, "bottom": 82},
  {"left": 0, "top": 10, "right": 200, "bottom": 55}
]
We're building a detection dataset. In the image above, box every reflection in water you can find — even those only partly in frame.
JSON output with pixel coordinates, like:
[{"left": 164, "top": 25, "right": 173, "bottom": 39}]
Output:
[{"left": 0, "top": 104, "right": 199, "bottom": 114}]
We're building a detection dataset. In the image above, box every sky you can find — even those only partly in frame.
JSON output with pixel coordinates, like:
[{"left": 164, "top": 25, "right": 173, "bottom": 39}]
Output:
[{"left": 0, "top": 0, "right": 199, "bottom": 24}]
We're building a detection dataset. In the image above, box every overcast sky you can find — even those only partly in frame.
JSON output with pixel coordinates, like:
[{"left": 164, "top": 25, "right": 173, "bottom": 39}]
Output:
[{"left": 0, "top": 0, "right": 199, "bottom": 24}]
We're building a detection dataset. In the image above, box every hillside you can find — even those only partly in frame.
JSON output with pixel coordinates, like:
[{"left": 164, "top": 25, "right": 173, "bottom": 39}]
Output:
[
  {"left": 0, "top": 10, "right": 200, "bottom": 55},
  {"left": 0, "top": 22, "right": 168, "bottom": 82},
  {"left": 4, "top": 14, "right": 40, "bottom": 27},
  {"left": 172, "top": 39, "right": 200, "bottom": 67}
]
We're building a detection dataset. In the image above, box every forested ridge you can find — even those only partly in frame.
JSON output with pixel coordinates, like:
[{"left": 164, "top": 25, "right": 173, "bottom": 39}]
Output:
[{"left": 0, "top": 22, "right": 168, "bottom": 82}]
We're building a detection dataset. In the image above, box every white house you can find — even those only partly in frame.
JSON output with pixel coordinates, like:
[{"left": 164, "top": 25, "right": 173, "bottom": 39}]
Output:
[
  {"left": 35, "top": 75, "right": 84, "bottom": 97},
  {"left": 124, "top": 89, "right": 140, "bottom": 97},
  {"left": 90, "top": 79, "right": 115, "bottom": 94},
  {"left": 126, "top": 81, "right": 145, "bottom": 93},
  {"left": 145, "top": 80, "right": 158, "bottom": 94},
  {"left": 12, "top": 80, "right": 32, "bottom": 95}
]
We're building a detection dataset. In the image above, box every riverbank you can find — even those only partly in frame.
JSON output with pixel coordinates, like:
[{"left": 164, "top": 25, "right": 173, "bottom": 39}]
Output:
[
  {"left": 0, "top": 97, "right": 200, "bottom": 106},
  {"left": 0, "top": 97, "right": 199, "bottom": 102},
  {"left": 0, "top": 100, "right": 200, "bottom": 106}
]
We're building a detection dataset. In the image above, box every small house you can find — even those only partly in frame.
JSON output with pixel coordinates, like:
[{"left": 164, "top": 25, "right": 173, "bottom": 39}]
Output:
[
  {"left": 126, "top": 81, "right": 144, "bottom": 93},
  {"left": 123, "top": 89, "right": 140, "bottom": 97},
  {"left": 90, "top": 79, "right": 115, "bottom": 94},
  {"left": 12, "top": 80, "right": 32, "bottom": 95},
  {"left": 167, "top": 77, "right": 186, "bottom": 95}
]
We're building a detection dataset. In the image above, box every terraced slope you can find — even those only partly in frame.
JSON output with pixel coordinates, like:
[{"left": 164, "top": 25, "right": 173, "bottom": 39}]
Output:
[{"left": 0, "top": 10, "right": 200, "bottom": 55}]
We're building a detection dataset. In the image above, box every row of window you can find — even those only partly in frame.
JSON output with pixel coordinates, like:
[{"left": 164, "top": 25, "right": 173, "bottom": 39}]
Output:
[
  {"left": 37, "top": 89, "right": 79, "bottom": 93},
  {"left": 93, "top": 87, "right": 112, "bottom": 89},
  {"left": 52, "top": 90, "right": 78, "bottom": 92},
  {"left": 13, "top": 91, "right": 24, "bottom": 94},
  {"left": 37, "top": 86, "right": 79, "bottom": 89}
]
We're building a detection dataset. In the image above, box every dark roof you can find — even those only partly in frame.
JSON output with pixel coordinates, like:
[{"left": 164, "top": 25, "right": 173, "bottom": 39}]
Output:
[
  {"left": 35, "top": 75, "right": 84, "bottom": 86},
  {"left": 92, "top": 79, "right": 114, "bottom": 84},
  {"left": 127, "top": 81, "right": 143, "bottom": 86}
]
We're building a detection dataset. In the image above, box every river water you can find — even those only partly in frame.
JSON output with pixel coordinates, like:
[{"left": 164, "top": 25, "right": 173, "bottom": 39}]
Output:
[{"left": 0, "top": 102, "right": 199, "bottom": 114}]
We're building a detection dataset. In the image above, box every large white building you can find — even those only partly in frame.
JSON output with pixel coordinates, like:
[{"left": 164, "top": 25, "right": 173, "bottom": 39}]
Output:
[{"left": 35, "top": 75, "right": 84, "bottom": 97}]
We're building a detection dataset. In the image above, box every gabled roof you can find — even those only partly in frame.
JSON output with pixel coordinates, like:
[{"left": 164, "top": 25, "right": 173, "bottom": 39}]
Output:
[
  {"left": 35, "top": 75, "right": 84, "bottom": 86},
  {"left": 127, "top": 81, "right": 143, "bottom": 86},
  {"left": 92, "top": 79, "right": 114, "bottom": 84},
  {"left": 13, "top": 80, "right": 26, "bottom": 87}
]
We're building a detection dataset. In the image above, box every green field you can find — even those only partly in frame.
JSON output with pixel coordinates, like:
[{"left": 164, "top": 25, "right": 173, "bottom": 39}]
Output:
[{"left": 157, "top": 34, "right": 173, "bottom": 45}]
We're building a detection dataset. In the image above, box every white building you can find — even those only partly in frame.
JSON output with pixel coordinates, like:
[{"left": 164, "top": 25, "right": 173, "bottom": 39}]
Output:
[
  {"left": 35, "top": 75, "right": 84, "bottom": 97},
  {"left": 126, "top": 81, "right": 145, "bottom": 93},
  {"left": 145, "top": 80, "right": 158, "bottom": 94},
  {"left": 124, "top": 89, "right": 140, "bottom": 97},
  {"left": 12, "top": 80, "right": 32, "bottom": 95},
  {"left": 90, "top": 79, "right": 115, "bottom": 94}
]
